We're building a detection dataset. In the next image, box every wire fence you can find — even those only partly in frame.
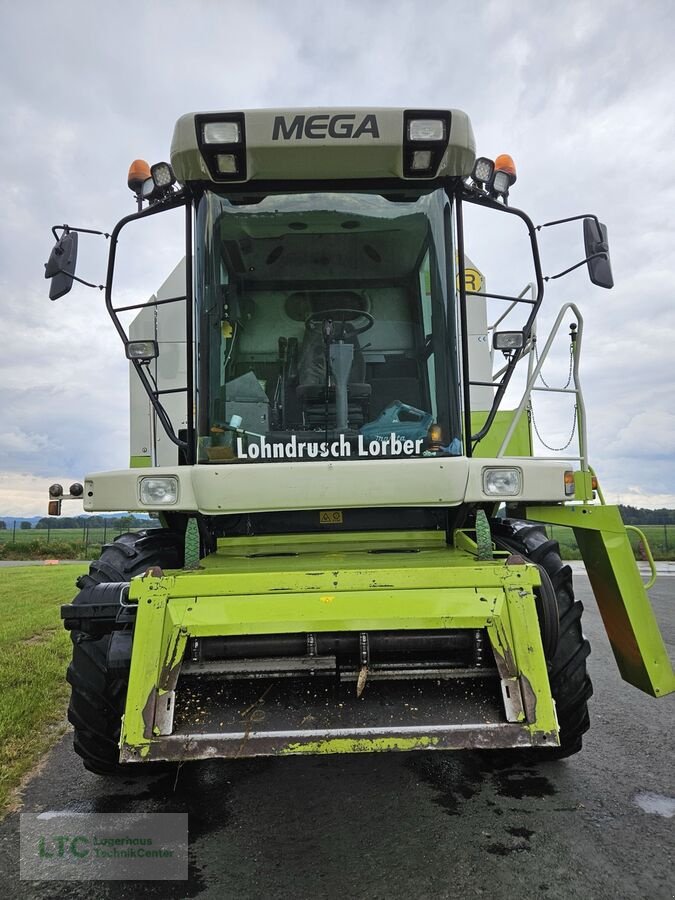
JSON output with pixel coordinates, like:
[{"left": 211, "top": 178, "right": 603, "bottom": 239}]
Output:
[
  {"left": 0, "top": 521, "right": 147, "bottom": 554},
  {"left": 2, "top": 520, "right": 674, "bottom": 561},
  {"left": 545, "top": 523, "right": 675, "bottom": 561}
]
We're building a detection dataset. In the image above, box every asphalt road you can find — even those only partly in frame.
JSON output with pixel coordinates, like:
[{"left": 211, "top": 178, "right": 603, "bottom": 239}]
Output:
[{"left": 1, "top": 574, "right": 673, "bottom": 899}]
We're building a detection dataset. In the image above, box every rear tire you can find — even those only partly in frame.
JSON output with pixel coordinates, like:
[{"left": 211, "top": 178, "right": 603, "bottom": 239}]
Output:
[
  {"left": 66, "top": 529, "right": 183, "bottom": 774},
  {"left": 491, "top": 518, "right": 593, "bottom": 758}
]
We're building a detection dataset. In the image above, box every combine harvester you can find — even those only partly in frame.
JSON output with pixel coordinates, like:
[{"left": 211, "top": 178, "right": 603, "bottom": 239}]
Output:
[{"left": 45, "top": 107, "right": 674, "bottom": 773}]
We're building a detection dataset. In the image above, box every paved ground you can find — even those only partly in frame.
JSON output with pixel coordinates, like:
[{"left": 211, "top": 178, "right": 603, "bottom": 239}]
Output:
[{"left": 1, "top": 574, "right": 673, "bottom": 899}]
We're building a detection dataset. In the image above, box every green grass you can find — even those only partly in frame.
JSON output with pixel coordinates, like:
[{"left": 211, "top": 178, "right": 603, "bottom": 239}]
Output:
[
  {"left": 546, "top": 524, "right": 675, "bottom": 561},
  {"left": 0, "top": 565, "right": 86, "bottom": 813}
]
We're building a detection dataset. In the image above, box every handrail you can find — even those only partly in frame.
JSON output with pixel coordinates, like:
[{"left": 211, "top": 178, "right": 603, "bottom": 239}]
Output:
[
  {"left": 497, "top": 302, "right": 587, "bottom": 465},
  {"left": 626, "top": 526, "right": 658, "bottom": 590},
  {"left": 105, "top": 195, "right": 192, "bottom": 454}
]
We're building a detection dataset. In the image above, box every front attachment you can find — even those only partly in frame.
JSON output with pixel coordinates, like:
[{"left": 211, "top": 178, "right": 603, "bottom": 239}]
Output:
[{"left": 118, "top": 541, "right": 559, "bottom": 763}]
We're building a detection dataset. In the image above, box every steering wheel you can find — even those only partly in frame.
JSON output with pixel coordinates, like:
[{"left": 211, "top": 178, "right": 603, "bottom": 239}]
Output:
[{"left": 305, "top": 309, "right": 375, "bottom": 336}]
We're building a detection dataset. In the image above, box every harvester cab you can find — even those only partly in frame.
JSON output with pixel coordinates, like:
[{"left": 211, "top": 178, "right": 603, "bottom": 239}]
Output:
[{"left": 46, "top": 108, "right": 673, "bottom": 774}]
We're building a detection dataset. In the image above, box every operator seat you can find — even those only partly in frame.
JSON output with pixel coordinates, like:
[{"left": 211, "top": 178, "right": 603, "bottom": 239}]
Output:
[{"left": 296, "top": 319, "right": 371, "bottom": 428}]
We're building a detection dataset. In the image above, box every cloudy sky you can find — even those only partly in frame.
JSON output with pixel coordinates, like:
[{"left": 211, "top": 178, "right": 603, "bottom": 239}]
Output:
[{"left": 1, "top": 0, "right": 674, "bottom": 515}]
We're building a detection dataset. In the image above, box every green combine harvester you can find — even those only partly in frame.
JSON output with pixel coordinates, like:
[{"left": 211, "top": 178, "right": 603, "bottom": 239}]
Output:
[{"left": 45, "top": 107, "right": 674, "bottom": 773}]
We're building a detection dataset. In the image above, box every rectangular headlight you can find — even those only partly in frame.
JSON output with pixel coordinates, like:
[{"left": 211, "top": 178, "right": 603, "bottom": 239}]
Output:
[
  {"left": 150, "top": 161, "right": 175, "bottom": 188},
  {"left": 216, "top": 153, "right": 238, "bottom": 173},
  {"left": 126, "top": 340, "right": 159, "bottom": 361},
  {"left": 482, "top": 467, "right": 522, "bottom": 496},
  {"left": 408, "top": 119, "right": 445, "bottom": 141},
  {"left": 493, "top": 331, "right": 525, "bottom": 351},
  {"left": 203, "top": 121, "right": 241, "bottom": 144},
  {"left": 411, "top": 149, "right": 433, "bottom": 170},
  {"left": 139, "top": 476, "right": 178, "bottom": 505}
]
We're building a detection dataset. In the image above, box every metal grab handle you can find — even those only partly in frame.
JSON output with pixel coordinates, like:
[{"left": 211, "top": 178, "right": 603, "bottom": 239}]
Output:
[{"left": 625, "top": 525, "right": 657, "bottom": 590}]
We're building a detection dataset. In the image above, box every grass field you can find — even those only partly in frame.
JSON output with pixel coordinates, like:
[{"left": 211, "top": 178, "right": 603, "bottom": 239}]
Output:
[{"left": 0, "top": 564, "right": 86, "bottom": 813}]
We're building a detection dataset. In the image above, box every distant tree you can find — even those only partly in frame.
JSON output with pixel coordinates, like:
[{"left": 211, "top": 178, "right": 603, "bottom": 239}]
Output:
[
  {"left": 619, "top": 505, "right": 675, "bottom": 525},
  {"left": 0, "top": 520, "right": 6, "bottom": 530},
  {"left": 20, "top": 521, "right": 32, "bottom": 530}
]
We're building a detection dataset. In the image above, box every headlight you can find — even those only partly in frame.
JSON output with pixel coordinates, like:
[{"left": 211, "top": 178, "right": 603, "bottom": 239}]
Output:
[
  {"left": 491, "top": 169, "right": 512, "bottom": 195},
  {"left": 150, "top": 161, "right": 176, "bottom": 188},
  {"left": 203, "top": 121, "right": 241, "bottom": 143},
  {"left": 492, "top": 331, "right": 525, "bottom": 352},
  {"left": 482, "top": 467, "right": 522, "bottom": 496},
  {"left": 139, "top": 476, "right": 178, "bottom": 505},
  {"left": 408, "top": 119, "right": 445, "bottom": 141},
  {"left": 411, "top": 149, "right": 433, "bottom": 171},
  {"left": 472, "top": 156, "right": 494, "bottom": 184},
  {"left": 216, "top": 153, "right": 239, "bottom": 174},
  {"left": 126, "top": 340, "right": 159, "bottom": 361}
]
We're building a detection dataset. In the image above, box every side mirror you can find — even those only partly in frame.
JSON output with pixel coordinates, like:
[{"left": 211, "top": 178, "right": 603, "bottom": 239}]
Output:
[
  {"left": 45, "top": 231, "right": 79, "bottom": 300},
  {"left": 583, "top": 218, "right": 613, "bottom": 289}
]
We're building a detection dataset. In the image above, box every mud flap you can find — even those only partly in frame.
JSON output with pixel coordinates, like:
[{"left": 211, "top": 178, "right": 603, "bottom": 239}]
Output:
[{"left": 527, "top": 504, "right": 675, "bottom": 697}]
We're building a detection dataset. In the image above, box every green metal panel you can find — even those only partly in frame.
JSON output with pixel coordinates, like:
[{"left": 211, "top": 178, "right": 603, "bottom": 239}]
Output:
[
  {"left": 471, "top": 410, "right": 533, "bottom": 457},
  {"left": 526, "top": 503, "right": 675, "bottom": 697},
  {"left": 130, "top": 455, "right": 152, "bottom": 468},
  {"left": 120, "top": 539, "right": 557, "bottom": 762}
]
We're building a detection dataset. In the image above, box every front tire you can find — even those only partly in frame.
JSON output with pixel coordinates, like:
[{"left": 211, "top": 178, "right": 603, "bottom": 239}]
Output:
[
  {"left": 491, "top": 518, "right": 593, "bottom": 758},
  {"left": 66, "top": 529, "right": 183, "bottom": 774}
]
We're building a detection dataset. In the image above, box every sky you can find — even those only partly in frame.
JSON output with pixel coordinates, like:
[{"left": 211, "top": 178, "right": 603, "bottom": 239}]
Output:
[{"left": 1, "top": 0, "right": 674, "bottom": 515}]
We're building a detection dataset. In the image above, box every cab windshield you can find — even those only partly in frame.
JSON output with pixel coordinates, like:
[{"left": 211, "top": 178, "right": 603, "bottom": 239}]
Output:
[{"left": 195, "top": 189, "right": 461, "bottom": 463}]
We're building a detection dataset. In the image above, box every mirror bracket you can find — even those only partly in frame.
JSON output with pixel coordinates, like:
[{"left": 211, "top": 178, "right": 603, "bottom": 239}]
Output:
[
  {"left": 536, "top": 213, "right": 613, "bottom": 289},
  {"left": 51, "top": 223, "right": 110, "bottom": 241},
  {"left": 544, "top": 251, "right": 608, "bottom": 282},
  {"left": 45, "top": 224, "right": 110, "bottom": 300}
]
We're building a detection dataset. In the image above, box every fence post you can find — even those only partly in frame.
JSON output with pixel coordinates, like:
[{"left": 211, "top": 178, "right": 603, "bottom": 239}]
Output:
[
  {"left": 664, "top": 523, "right": 669, "bottom": 554},
  {"left": 103, "top": 518, "right": 107, "bottom": 545},
  {"left": 47, "top": 521, "right": 50, "bottom": 544},
  {"left": 12, "top": 520, "right": 16, "bottom": 545},
  {"left": 84, "top": 523, "right": 88, "bottom": 556}
]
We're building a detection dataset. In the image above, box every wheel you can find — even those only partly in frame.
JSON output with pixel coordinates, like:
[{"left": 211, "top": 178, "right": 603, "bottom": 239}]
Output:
[
  {"left": 66, "top": 529, "right": 184, "bottom": 774},
  {"left": 491, "top": 518, "right": 593, "bottom": 758},
  {"left": 75, "top": 528, "right": 184, "bottom": 590},
  {"left": 305, "top": 308, "right": 375, "bottom": 336},
  {"left": 67, "top": 631, "right": 129, "bottom": 774}
]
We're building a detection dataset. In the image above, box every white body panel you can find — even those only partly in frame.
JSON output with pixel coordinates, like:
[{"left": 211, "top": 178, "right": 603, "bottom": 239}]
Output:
[
  {"left": 129, "top": 259, "right": 187, "bottom": 466},
  {"left": 84, "top": 456, "right": 568, "bottom": 515},
  {"left": 464, "top": 255, "right": 494, "bottom": 411}
]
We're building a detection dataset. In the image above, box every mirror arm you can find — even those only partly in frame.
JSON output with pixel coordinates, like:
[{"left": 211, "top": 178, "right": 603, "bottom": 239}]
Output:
[
  {"left": 545, "top": 251, "right": 608, "bottom": 282},
  {"left": 536, "top": 213, "right": 602, "bottom": 232},
  {"left": 47, "top": 265, "right": 104, "bottom": 294},
  {"left": 51, "top": 224, "right": 110, "bottom": 241}
]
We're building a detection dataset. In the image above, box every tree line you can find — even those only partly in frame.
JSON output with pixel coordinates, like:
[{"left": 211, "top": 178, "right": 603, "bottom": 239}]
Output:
[
  {"left": 29, "top": 515, "right": 155, "bottom": 530},
  {"left": 618, "top": 506, "right": 675, "bottom": 525}
]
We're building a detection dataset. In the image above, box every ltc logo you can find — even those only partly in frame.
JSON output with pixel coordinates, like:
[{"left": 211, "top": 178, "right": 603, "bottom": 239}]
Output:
[
  {"left": 39, "top": 835, "right": 89, "bottom": 858},
  {"left": 272, "top": 114, "right": 380, "bottom": 141}
]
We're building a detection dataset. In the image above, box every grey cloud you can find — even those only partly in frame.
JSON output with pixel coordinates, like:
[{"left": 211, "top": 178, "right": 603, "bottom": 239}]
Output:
[{"left": 1, "top": 0, "right": 674, "bottom": 513}]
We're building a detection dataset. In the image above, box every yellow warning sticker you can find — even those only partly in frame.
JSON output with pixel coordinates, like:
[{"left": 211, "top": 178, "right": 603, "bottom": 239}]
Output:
[
  {"left": 456, "top": 268, "right": 484, "bottom": 293},
  {"left": 319, "top": 510, "right": 343, "bottom": 524}
]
